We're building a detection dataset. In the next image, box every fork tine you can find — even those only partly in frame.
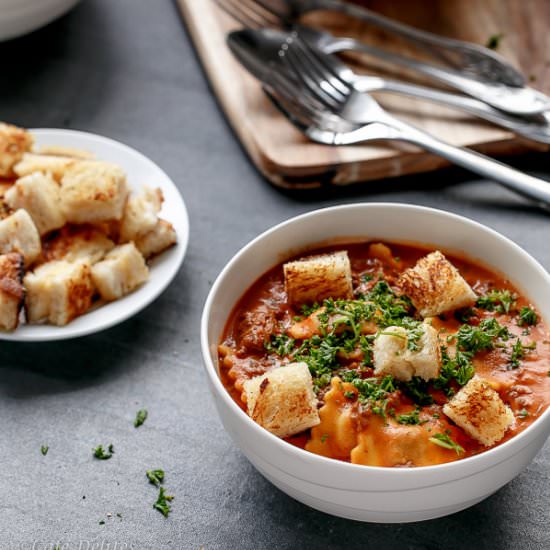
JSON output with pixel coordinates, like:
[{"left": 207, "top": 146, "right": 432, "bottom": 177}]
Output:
[
  {"left": 265, "top": 68, "right": 336, "bottom": 129},
  {"left": 281, "top": 37, "right": 350, "bottom": 110},
  {"left": 214, "top": 0, "right": 281, "bottom": 29},
  {"left": 292, "top": 37, "right": 352, "bottom": 96}
]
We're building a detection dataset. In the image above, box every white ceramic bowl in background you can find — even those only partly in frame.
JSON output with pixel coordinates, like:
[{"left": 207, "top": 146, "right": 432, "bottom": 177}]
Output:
[
  {"left": 201, "top": 203, "right": 550, "bottom": 523},
  {"left": 0, "top": 0, "right": 80, "bottom": 42}
]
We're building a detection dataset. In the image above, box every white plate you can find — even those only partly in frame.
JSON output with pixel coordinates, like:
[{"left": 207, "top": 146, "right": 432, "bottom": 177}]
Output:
[{"left": 2, "top": 128, "right": 189, "bottom": 342}]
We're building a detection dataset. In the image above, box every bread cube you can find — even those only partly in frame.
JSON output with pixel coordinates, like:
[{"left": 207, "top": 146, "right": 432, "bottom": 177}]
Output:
[
  {"left": 4, "top": 172, "right": 65, "bottom": 235},
  {"left": 14, "top": 153, "right": 78, "bottom": 182},
  {"left": 0, "top": 209, "right": 41, "bottom": 266},
  {"left": 135, "top": 219, "right": 177, "bottom": 259},
  {"left": 398, "top": 251, "right": 477, "bottom": 317},
  {"left": 60, "top": 161, "right": 129, "bottom": 223},
  {"left": 373, "top": 323, "right": 441, "bottom": 382},
  {"left": 43, "top": 225, "right": 115, "bottom": 264},
  {"left": 24, "top": 260, "right": 95, "bottom": 326},
  {"left": 119, "top": 187, "right": 163, "bottom": 243},
  {"left": 243, "top": 362, "right": 320, "bottom": 438},
  {"left": 284, "top": 250, "right": 353, "bottom": 305},
  {"left": 0, "top": 123, "right": 33, "bottom": 178},
  {"left": 443, "top": 376, "right": 513, "bottom": 446},
  {"left": 91, "top": 243, "right": 149, "bottom": 301},
  {"left": 0, "top": 253, "right": 24, "bottom": 331}
]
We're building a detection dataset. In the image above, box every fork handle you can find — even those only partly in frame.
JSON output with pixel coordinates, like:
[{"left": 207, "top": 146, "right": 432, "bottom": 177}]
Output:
[
  {"left": 315, "top": 0, "right": 524, "bottom": 87},
  {"left": 391, "top": 122, "right": 550, "bottom": 209}
]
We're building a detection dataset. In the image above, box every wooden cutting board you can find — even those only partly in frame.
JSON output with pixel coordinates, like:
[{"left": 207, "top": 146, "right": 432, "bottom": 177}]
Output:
[{"left": 177, "top": 0, "right": 550, "bottom": 189}]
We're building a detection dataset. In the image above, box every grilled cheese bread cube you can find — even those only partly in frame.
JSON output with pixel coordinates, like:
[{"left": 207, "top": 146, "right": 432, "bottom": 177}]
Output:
[
  {"left": 4, "top": 172, "right": 65, "bottom": 235},
  {"left": 373, "top": 323, "right": 441, "bottom": 382},
  {"left": 14, "top": 153, "right": 78, "bottom": 182},
  {"left": 119, "top": 187, "right": 163, "bottom": 243},
  {"left": 0, "top": 123, "right": 33, "bottom": 178},
  {"left": 0, "top": 209, "right": 41, "bottom": 266},
  {"left": 91, "top": 243, "right": 149, "bottom": 301},
  {"left": 443, "top": 376, "right": 513, "bottom": 446},
  {"left": 43, "top": 225, "right": 115, "bottom": 264},
  {"left": 398, "top": 251, "right": 477, "bottom": 317},
  {"left": 60, "top": 162, "right": 129, "bottom": 223},
  {"left": 243, "top": 362, "right": 320, "bottom": 438},
  {"left": 0, "top": 253, "right": 24, "bottom": 331},
  {"left": 284, "top": 250, "right": 353, "bottom": 305},
  {"left": 24, "top": 260, "right": 95, "bottom": 326},
  {"left": 135, "top": 219, "right": 177, "bottom": 259}
]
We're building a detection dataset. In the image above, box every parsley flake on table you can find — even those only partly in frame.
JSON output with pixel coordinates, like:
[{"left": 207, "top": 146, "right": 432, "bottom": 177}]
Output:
[
  {"left": 134, "top": 408, "right": 148, "bottom": 428},
  {"left": 153, "top": 487, "right": 174, "bottom": 517},
  {"left": 429, "top": 432, "right": 464, "bottom": 455},
  {"left": 485, "top": 33, "right": 504, "bottom": 50},
  {"left": 40, "top": 445, "right": 49, "bottom": 456},
  {"left": 93, "top": 444, "right": 114, "bottom": 460},
  {"left": 146, "top": 469, "right": 165, "bottom": 486}
]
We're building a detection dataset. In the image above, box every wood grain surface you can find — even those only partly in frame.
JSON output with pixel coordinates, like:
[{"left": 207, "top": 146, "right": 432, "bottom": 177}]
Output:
[{"left": 178, "top": 0, "right": 550, "bottom": 188}]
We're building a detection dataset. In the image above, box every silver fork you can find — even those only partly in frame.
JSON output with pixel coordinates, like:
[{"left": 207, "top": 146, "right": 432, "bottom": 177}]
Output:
[
  {"left": 228, "top": 28, "right": 550, "bottom": 144},
  {"left": 253, "top": 0, "right": 525, "bottom": 87},
  {"left": 257, "top": 52, "right": 550, "bottom": 210},
  {"left": 215, "top": 0, "right": 550, "bottom": 116}
]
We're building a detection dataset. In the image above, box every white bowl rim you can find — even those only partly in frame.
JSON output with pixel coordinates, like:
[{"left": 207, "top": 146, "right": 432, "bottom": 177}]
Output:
[{"left": 201, "top": 202, "right": 550, "bottom": 475}]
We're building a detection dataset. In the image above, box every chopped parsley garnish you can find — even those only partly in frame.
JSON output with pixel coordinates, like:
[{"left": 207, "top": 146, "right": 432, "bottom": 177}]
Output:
[
  {"left": 153, "top": 487, "right": 174, "bottom": 517},
  {"left": 517, "top": 306, "right": 538, "bottom": 327},
  {"left": 99, "top": 520, "right": 105, "bottom": 525},
  {"left": 300, "top": 302, "right": 319, "bottom": 317},
  {"left": 476, "top": 289, "right": 515, "bottom": 313},
  {"left": 434, "top": 347, "right": 475, "bottom": 396},
  {"left": 265, "top": 334, "right": 295, "bottom": 357},
  {"left": 509, "top": 338, "right": 536, "bottom": 369},
  {"left": 93, "top": 444, "right": 114, "bottom": 460},
  {"left": 320, "top": 434, "right": 329, "bottom": 443},
  {"left": 429, "top": 432, "right": 464, "bottom": 455},
  {"left": 40, "top": 445, "right": 49, "bottom": 456},
  {"left": 456, "top": 318, "right": 509, "bottom": 353},
  {"left": 134, "top": 409, "right": 148, "bottom": 428},
  {"left": 396, "top": 407, "right": 427, "bottom": 425},
  {"left": 146, "top": 469, "right": 165, "bottom": 487},
  {"left": 518, "top": 408, "right": 529, "bottom": 419},
  {"left": 362, "top": 273, "right": 374, "bottom": 282},
  {"left": 403, "top": 376, "right": 433, "bottom": 406},
  {"left": 486, "top": 33, "right": 503, "bottom": 50}
]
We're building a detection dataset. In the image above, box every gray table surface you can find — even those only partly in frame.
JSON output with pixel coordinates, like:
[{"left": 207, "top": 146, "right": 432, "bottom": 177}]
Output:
[{"left": 0, "top": 1, "right": 549, "bottom": 549}]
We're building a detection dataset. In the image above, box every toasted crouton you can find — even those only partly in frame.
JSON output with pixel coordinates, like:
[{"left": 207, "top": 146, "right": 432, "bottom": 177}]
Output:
[
  {"left": 243, "top": 362, "right": 320, "bottom": 438},
  {"left": 119, "top": 187, "right": 163, "bottom": 243},
  {"left": 0, "top": 123, "right": 34, "bottom": 178},
  {"left": 24, "top": 260, "right": 95, "bottom": 326},
  {"left": 134, "top": 219, "right": 177, "bottom": 259},
  {"left": 43, "top": 225, "right": 115, "bottom": 264},
  {"left": 443, "top": 376, "right": 513, "bottom": 446},
  {"left": 0, "top": 209, "right": 41, "bottom": 266},
  {"left": 0, "top": 253, "right": 24, "bottom": 331},
  {"left": 91, "top": 243, "right": 149, "bottom": 301},
  {"left": 4, "top": 172, "right": 65, "bottom": 235},
  {"left": 398, "top": 251, "right": 477, "bottom": 317},
  {"left": 14, "top": 153, "right": 78, "bottom": 181},
  {"left": 60, "top": 162, "right": 129, "bottom": 223},
  {"left": 284, "top": 250, "right": 353, "bottom": 305},
  {"left": 373, "top": 323, "right": 441, "bottom": 382}
]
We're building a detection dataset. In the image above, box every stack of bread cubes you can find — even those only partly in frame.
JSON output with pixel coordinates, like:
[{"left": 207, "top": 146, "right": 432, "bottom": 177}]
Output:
[
  {"left": 0, "top": 123, "right": 176, "bottom": 331},
  {"left": 243, "top": 247, "right": 514, "bottom": 450}
]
